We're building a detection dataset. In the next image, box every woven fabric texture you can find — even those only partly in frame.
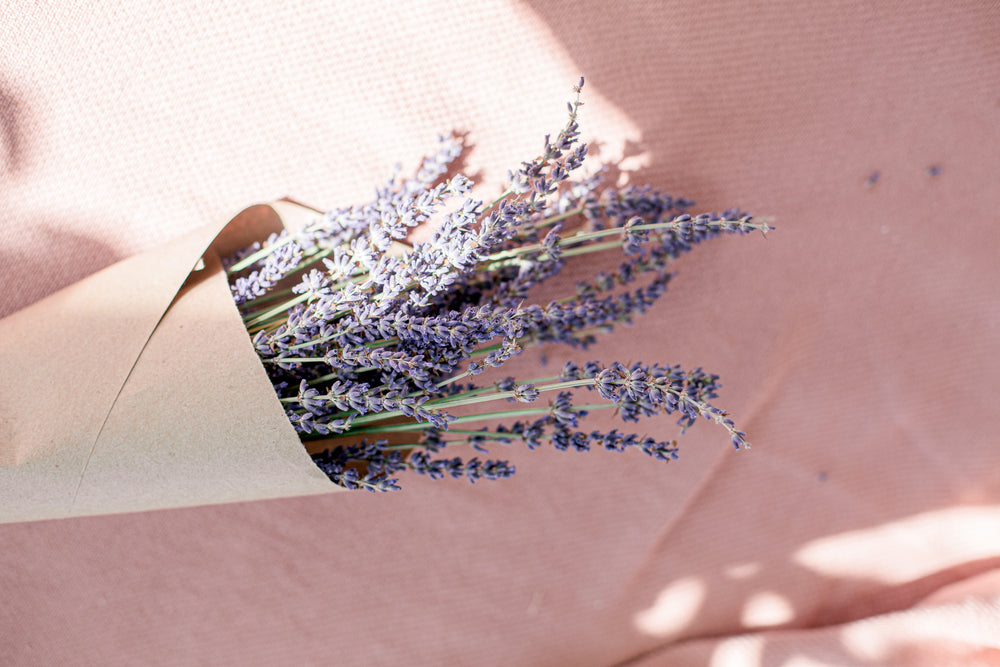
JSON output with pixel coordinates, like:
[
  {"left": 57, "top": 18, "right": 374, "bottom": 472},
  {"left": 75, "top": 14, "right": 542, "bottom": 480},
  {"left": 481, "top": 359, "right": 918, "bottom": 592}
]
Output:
[{"left": 2, "top": 2, "right": 999, "bottom": 664}]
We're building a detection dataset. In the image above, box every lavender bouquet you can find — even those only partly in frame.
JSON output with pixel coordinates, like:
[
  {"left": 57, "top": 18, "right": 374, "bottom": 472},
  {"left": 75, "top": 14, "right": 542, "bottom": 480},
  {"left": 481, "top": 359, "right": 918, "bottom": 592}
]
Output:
[{"left": 225, "top": 80, "right": 771, "bottom": 492}]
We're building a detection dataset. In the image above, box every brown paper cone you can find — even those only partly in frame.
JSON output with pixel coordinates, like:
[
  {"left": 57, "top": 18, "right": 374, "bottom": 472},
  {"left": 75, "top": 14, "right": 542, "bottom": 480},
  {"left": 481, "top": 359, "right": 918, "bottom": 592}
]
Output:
[{"left": 0, "top": 203, "right": 339, "bottom": 523}]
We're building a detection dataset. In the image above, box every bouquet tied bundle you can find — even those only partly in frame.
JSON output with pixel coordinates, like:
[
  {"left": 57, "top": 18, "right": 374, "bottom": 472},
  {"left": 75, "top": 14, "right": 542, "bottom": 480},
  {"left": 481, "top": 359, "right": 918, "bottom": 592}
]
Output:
[
  {"left": 226, "top": 80, "right": 770, "bottom": 492},
  {"left": 0, "top": 80, "right": 769, "bottom": 522}
]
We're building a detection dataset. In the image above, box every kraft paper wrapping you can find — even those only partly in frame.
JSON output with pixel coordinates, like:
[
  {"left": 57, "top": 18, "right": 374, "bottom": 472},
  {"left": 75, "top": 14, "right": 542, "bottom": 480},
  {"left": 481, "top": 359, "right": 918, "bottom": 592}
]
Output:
[{"left": 0, "top": 202, "right": 339, "bottom": 523}]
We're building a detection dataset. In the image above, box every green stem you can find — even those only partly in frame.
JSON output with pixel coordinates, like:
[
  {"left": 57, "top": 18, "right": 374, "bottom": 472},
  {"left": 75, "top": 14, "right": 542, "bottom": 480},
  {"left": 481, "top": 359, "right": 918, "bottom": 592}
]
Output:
[
  {"left": 228, "top": 235, "right": 296, "bottom": 274},
  {"left": 431, "top": 373, "right": 561, "bottom": 398},
  {"left": 425, "top": 378, "right": 594, "bottom": 410},
  {"left": 484, "top": 188, "right": 515, "bottom": 212},
  {"left": 244, "top": 292, "right": 310, "bottom": 327},
  {"left": 340, "top": 403, "right": 612, "bottom": 437},
  {"left": 435, "top": 428, "right": 522, "bottom": 437},
  {"left": 484, "top": 216, "right": 769, "bottom": 264},
  {"left": 238, "top": 247, "right": 338, "bottom": 316},
  {"left": 326, "top": 377, "right": 597, "bottom": 429},
  {"left": 540, "top": 205, "right": 584, "bottom": 226},
  {"left": 382, "top": 435, "right": 513, "bottom": 451}
]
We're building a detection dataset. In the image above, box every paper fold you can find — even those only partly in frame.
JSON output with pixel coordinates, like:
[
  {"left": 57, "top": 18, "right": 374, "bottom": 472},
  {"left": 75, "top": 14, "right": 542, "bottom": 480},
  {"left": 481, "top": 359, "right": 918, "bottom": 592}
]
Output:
[{"left": 0, "top": 203, "right": 338, "bottom": 523}]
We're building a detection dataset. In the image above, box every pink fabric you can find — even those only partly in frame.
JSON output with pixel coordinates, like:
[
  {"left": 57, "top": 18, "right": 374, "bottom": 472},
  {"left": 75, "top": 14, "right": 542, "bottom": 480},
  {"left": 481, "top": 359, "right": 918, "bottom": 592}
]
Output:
[{"left": 2, "top": 1, "right": 999, "bottom": 664}]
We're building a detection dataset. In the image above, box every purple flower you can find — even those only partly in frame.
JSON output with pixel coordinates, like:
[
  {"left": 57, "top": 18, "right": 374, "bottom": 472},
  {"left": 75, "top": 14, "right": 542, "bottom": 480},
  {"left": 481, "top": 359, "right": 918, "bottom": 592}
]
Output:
[{"left": 228, "top": 80, "right": 763, "bottom": 491}]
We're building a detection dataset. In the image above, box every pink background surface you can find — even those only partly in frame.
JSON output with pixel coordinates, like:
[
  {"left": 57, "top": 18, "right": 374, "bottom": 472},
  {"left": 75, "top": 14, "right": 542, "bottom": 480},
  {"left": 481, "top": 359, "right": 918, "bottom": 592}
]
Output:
[{"left": 2, "top": 2, "right": 999, "bottom": 664}]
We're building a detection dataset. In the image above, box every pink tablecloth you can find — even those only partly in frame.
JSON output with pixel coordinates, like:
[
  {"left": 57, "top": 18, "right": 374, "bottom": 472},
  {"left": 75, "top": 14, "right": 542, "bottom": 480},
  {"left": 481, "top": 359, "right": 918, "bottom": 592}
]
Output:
[{"left": 2, "top": 2, "right": 999, "bottom": 664}]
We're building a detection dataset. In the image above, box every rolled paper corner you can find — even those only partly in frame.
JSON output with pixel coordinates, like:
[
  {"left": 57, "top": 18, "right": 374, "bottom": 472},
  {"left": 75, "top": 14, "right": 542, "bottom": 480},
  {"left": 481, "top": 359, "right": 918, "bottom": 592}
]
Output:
[{"left": 0, "top": 203, "right": 338, "bottom": 523}]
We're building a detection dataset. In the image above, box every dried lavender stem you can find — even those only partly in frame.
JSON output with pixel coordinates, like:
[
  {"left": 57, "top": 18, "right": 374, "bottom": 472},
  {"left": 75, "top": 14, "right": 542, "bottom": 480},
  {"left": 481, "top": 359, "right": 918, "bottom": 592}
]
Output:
[
  {"left": 340, "top": 403, "right": 611, "bottom": 437},
  {"left": 237, "top": 247, "right": 336, "bottom": 315},
  {"left": 425, "top": 378, "right": 594, "bottom": 410},
  {"left": 228, "top": 216, "right": 337, "bottom": 274},
  {"left": 228, "top": 236, "right": 296, "bottom": 273},
  {"left": 243, "top": 293, "right": 310, "bottom": 327},
  {"left": 486, "top": 215, "right": 771, "bottom": 264},
  {"left": 320, "top": 377, "right": 599, "bottom": 429},
  {"left": 429, "top": 374, "right": 562, "bottom": 397}
]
